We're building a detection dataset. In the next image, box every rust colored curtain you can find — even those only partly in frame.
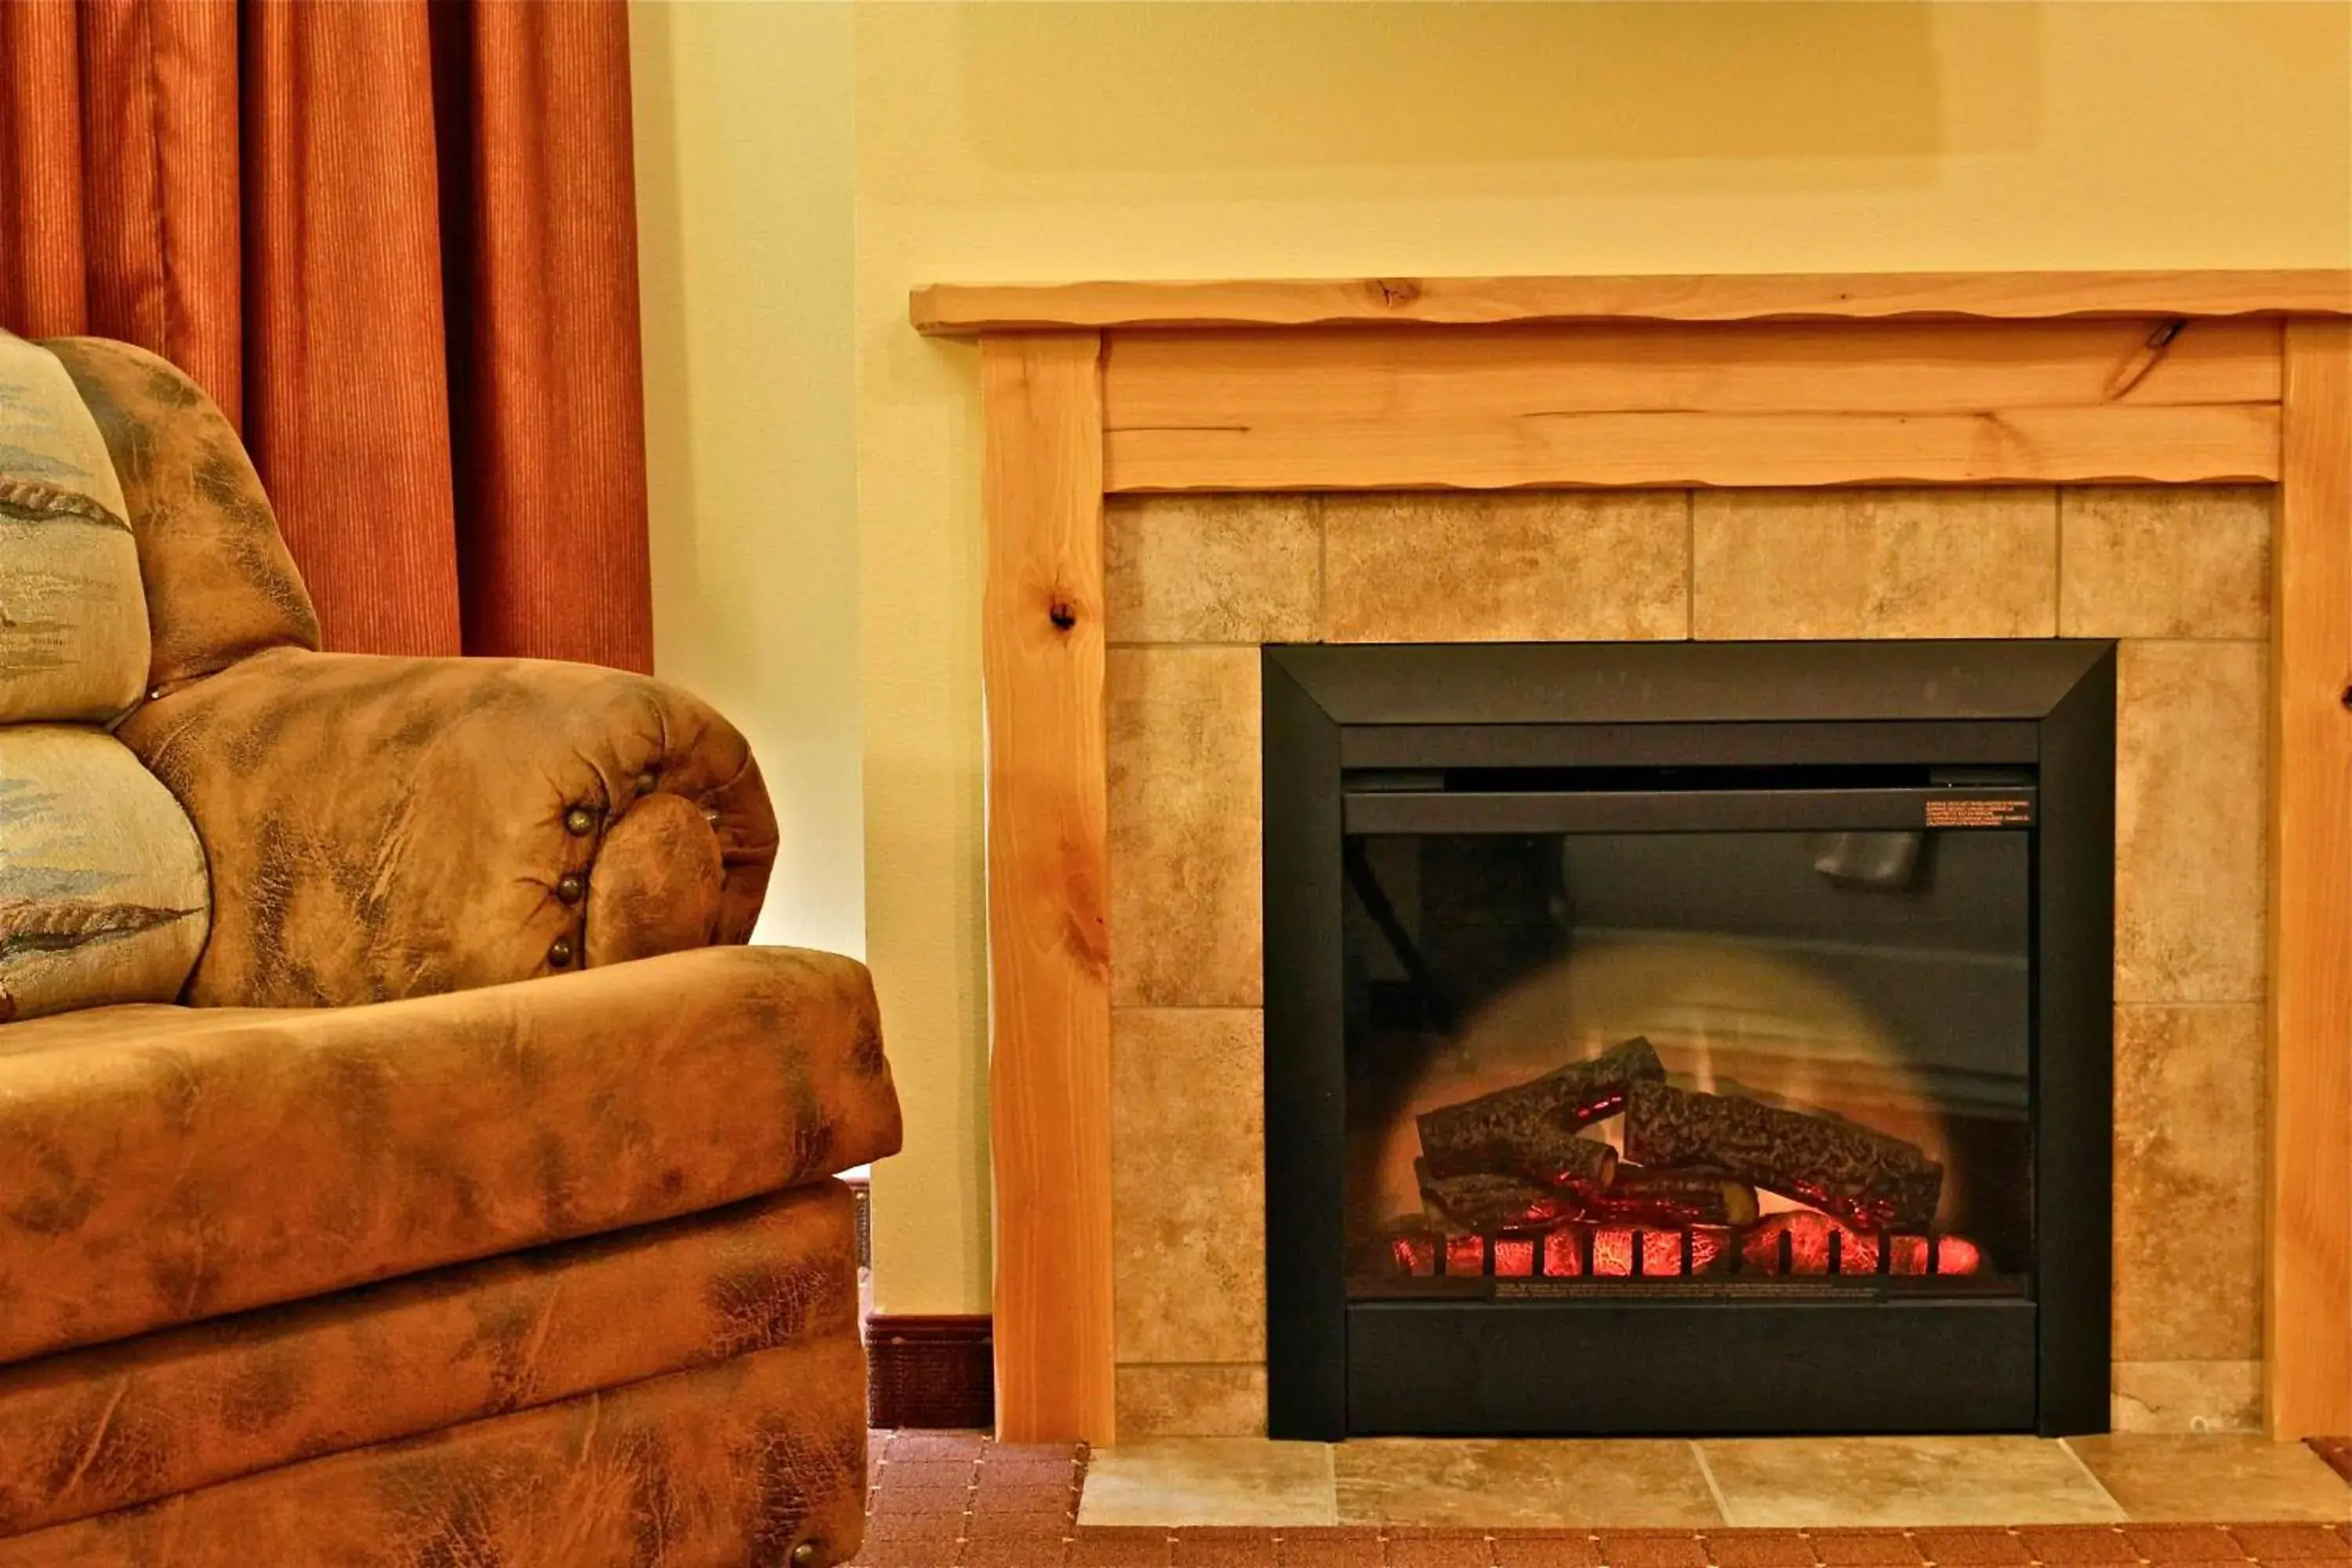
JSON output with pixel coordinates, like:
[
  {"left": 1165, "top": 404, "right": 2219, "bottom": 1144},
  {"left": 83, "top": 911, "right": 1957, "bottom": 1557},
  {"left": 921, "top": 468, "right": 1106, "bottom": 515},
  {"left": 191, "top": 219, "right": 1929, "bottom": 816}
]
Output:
[{"left": 0, "top": 0, "right": 654, "bottom": 672}]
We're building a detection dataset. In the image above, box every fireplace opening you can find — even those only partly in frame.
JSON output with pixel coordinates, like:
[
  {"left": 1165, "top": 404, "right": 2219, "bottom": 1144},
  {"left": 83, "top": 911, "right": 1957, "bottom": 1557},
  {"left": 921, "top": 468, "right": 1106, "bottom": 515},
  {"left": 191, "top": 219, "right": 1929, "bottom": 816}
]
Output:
[
  {"left": 1351, "top": 814, "right": 2027, "bottom": 1300},
  {"left": 1264, "top": 642, "right": 2114, "bottom": 1440}
]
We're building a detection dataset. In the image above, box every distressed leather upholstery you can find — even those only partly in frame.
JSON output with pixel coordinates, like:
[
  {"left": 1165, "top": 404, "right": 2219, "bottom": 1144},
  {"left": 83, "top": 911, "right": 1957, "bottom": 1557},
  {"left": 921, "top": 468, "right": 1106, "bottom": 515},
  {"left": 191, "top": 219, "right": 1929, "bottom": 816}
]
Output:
[
  {"left": 0, "top": 339, "right": 895, "bottom": 1566},
  {"left": 120, "top": 648, "right": 778, "bottom": 1007},
  {"left": 0, "top": 948, "right": 895, "bottom": 1367},
  {"left": 0, "top": 1183, "right": 860, "bottom": 1536},
  {"left": 0, "top": 1334, "right": 869, "bottom": 1568},
  {"left": 42, "top": 336, "right": 320, "bottom": 691}
]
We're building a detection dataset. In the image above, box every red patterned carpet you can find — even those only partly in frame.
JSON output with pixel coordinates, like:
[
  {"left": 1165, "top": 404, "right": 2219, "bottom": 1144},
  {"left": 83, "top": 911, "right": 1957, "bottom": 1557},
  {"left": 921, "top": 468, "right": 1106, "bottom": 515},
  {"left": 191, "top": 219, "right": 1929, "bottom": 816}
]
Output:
[{"left": 846, "top": 1432, "right": 2352, "bottom": 1568}]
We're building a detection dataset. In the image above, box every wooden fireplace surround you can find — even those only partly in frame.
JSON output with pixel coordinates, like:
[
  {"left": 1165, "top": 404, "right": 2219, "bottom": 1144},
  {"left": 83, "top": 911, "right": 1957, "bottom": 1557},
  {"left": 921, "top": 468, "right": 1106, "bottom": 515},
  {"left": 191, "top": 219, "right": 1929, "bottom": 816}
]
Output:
[{"left": 912, "top": 271, "right": 2352, "bottom": 1444}]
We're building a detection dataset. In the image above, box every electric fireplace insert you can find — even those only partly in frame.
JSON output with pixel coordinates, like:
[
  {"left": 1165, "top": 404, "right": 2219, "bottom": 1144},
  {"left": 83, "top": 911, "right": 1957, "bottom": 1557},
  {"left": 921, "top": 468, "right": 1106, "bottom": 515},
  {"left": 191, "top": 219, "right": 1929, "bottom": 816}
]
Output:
[{"left": 1262, "top": 641, "right": 2114, "bottom": 1439}]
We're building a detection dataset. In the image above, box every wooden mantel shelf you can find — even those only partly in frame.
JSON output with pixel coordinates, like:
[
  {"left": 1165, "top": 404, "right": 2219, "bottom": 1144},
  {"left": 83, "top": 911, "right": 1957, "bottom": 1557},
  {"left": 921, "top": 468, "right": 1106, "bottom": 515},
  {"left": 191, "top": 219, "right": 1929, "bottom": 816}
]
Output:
[{"left": 913, "top": 269, "right": 2352, "bottom": 336}]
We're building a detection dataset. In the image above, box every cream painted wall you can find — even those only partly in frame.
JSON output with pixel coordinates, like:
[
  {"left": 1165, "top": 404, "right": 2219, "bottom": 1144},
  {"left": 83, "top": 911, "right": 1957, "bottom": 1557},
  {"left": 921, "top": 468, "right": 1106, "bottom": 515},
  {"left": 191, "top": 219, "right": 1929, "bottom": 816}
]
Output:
[
  {"left": 637, "top": 0, "right": 2352, "bottom": 1318},
  {"left": 632, "top": 0, "right": 865, "bottom": 959},
  {"left": 855, "top": 0, "right": 2350, "bottom": 1318}
]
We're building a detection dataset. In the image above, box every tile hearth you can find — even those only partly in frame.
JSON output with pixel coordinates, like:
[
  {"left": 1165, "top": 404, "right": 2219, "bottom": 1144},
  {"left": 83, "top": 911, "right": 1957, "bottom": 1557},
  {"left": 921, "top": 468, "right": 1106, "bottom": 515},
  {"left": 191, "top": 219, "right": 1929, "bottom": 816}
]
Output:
[{"left": 1076, "top": 1436, "right": 2350, "bottom": 1530}]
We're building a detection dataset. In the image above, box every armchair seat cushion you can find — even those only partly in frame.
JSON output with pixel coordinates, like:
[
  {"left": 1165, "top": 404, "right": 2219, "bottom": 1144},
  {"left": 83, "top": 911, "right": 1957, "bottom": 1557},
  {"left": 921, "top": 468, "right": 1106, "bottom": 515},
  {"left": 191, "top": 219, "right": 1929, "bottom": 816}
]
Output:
[{"left": 0, "top": 946, "right": 898, "bottom": 1367}]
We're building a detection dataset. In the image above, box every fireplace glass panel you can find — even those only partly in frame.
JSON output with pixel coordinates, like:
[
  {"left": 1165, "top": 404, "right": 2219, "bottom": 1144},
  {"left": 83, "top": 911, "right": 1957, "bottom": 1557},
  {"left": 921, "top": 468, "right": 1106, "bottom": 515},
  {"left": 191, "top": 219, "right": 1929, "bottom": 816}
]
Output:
[{"left": 1344, "top": 826, "right": 2032, "bottom": 1301}]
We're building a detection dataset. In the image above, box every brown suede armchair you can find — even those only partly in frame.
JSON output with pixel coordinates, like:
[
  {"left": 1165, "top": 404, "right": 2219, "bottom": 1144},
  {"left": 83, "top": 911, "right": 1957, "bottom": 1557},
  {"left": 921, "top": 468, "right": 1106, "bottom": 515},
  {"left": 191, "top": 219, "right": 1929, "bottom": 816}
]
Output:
[{"left": 0, "top": 336, "right": 899, "bottom": 1566}]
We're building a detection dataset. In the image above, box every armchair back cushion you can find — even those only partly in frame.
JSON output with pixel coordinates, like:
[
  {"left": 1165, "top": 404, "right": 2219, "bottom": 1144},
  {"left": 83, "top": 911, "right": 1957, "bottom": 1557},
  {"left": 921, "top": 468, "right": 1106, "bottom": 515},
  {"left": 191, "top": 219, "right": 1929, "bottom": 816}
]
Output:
[
  {"left": 0, "top": 727, "right": 209, "bottom": 1022},
  {"left": 1, "top": 333, "right": 210, "bottom": 1021},
  {"left": 0, "top": 332, "right": 147, "bottom": 723}
]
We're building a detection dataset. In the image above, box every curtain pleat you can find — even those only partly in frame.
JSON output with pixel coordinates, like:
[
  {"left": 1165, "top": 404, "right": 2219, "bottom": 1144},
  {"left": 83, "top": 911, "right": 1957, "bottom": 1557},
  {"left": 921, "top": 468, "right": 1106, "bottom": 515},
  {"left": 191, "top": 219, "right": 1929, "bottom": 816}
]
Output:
[
  {"left": 1, "top": 1, "right": 93, "bottom": 337},
  {"left": 243, "top": 0, "right": 464, "bottom": 659},
  {"left": 435, "top": 0, "right": 654, "bottom": 669},
  {"left": 0, "top": 0, "right": 654, "bottom": 674},
  {"left": 76, "top": 0, "right": 242, "bottom": 412}
]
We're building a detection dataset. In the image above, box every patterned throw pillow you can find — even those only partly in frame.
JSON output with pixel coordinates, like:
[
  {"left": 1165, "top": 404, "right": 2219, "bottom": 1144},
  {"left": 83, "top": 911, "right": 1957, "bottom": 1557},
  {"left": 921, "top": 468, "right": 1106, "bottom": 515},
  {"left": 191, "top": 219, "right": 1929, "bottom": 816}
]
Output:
[
  {"left": 0, "top": 725, "right": 209, "bottom": 1022},
  {"left": 0, "top": 330, "right": 149, "bottom": 725}
]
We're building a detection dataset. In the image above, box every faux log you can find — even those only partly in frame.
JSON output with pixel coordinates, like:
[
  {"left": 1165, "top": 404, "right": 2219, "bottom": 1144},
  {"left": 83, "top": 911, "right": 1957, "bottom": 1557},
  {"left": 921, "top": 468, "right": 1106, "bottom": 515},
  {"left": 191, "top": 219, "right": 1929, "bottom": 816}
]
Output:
[
  {"left": 1415, "top": 1160, "right": 1583, "bottom": 1232},
  {"left": 1416, "top": 1036, "right": 1663, "bottom": 1187},
  {"left": 1581, "top": 1163, "right": 1760, "bottom": 1228},
  {"left": 1624, "top": 1081, "right": 1943, "bottom": 1231},
  {"left": 1512, "top": 1131, "right": 1617, "bottom": 1194}
]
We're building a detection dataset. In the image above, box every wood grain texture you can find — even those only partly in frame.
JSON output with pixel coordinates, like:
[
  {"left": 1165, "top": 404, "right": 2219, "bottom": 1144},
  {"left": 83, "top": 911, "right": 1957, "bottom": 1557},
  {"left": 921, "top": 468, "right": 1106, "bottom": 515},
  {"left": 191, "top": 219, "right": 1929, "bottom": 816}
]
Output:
[
  {"left": 915, "top": 270, "right": 2352, "bottom": 336},
  {"left": 1105, "top": 319, "right": 2283, "bottom": 426},
  {"left": 2267, "top": 319, "right": 2352, "bottom": 1441},
  {"left": 1104, "top": 404, "right": 2281, "bottom": 492},
  {"left": 980, "top": 332, "right": 1117, "bottom": 1444},
  {"left": 1101, "top": 319, "right": 2283, "bottom": 492}
]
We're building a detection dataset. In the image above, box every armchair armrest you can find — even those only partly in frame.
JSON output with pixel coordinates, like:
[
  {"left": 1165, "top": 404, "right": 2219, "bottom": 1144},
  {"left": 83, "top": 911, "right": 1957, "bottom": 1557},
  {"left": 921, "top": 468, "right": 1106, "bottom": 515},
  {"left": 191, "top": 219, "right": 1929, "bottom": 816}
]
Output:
[{"left": 116, "top": 647, "right": 779, "bottom": 1007}]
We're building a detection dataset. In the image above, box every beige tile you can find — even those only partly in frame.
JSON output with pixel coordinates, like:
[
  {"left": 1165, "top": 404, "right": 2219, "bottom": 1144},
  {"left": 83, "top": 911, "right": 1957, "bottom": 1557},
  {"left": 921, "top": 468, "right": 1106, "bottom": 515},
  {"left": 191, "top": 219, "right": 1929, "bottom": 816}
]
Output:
[
  {"left": 1113, "top": 1009, "right": 1265, "bottom": 1363},
  {"left": 1078, "top": 1437, "right": 1336, "bottom": 1527},
  {"left": 1107, "top": 648, "right": 1262, "bottom": 1007},
  {"left": 2068, "top": 1433, "right": 2350, "bottom": 1521},
  {"left": 2113, "top": 1007, "right": 2264, "bottom": 1363},
  {"left": 1322, "top": 491, "right": 1687, "bottom": 643},
  {"left": 1116, "top": 1363, "right": 1268, "bottom": 1438},
  {"left": 2060, "top": 487, "right": 2271, "bottom": 640},
  {"left": 1333, "top": 1438, "right": 1722, "bottom": 1527},
  {"left": 1697, "top": 1436, "right": 2125, "bottom": 1526},
  {"left": 1105, "top": 494, "right": 1321, "bottom": 645},
  {"left": 1692, "top": 488, "right": 2058, "bottom": 639},
  {"left": 2114, "top": 641, "right": 2267, "bottom": 1003},
  {"left": 2111, "top": 1359, "right": 2264, "bottom": 1433}
]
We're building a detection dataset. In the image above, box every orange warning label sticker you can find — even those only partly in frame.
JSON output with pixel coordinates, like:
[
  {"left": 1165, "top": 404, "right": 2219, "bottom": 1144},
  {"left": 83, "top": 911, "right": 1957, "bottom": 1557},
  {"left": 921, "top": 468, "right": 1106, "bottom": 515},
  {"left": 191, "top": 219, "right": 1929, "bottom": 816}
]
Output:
[{"left": 1924, "top": 797, "right": 2034, "bottom": 828}]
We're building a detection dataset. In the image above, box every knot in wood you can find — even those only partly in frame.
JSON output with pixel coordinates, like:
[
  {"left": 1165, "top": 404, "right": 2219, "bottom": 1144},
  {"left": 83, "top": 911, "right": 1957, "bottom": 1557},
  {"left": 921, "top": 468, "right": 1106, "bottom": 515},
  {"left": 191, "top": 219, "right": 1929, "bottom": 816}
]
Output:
[
  {"left": 1047, "top": 598, "right": 1079, "bottom": 631},
  {"left": 1370, "top": 278, "right": 1423, "bottom": 309}
]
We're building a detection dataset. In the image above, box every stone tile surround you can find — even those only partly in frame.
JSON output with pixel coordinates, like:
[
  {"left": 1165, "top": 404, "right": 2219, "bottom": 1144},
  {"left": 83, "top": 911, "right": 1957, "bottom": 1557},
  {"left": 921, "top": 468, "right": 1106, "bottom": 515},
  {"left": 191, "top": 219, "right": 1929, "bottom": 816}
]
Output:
[{"left": 1102, "top": 487, "right": 2274, "bottom": 1439}]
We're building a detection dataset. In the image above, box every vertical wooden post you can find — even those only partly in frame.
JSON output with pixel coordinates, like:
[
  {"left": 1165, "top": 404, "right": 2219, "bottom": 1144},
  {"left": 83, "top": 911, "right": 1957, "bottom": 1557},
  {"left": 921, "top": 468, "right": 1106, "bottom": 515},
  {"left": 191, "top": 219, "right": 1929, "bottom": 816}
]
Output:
[
  {"left": 980, "top": 332, "right": 1117, "bottom": 1443},
  {"left": 2268, "top": 318, "right": 2352, "bottom": 1439}
]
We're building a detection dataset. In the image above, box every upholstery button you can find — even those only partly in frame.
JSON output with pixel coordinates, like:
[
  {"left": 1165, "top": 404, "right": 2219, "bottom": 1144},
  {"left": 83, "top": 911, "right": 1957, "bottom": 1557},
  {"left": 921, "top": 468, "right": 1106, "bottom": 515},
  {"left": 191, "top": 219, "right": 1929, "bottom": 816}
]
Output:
[
  {"left": 555, "top": 873, "right": 586, "bottom": 904},
  {"left": 548, "top": 936, "right": 575, "bottom": 967},
  {"left": 792, "top": 1544, "right": 818, "bottom": 1567},
  {"left": 635, "top": 769, "right": 658, "bottom": 793},
  {"left": 564, "top": 806, "right": 597, "bottom": 837}
]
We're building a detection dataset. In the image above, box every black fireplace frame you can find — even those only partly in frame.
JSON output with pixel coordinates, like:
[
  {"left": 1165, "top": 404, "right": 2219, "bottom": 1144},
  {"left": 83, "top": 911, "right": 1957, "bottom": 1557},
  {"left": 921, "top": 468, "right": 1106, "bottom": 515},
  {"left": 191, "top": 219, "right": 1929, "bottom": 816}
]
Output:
[{"left": 1262, "top": 640, "right": 2116, "bottom": 1439}]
